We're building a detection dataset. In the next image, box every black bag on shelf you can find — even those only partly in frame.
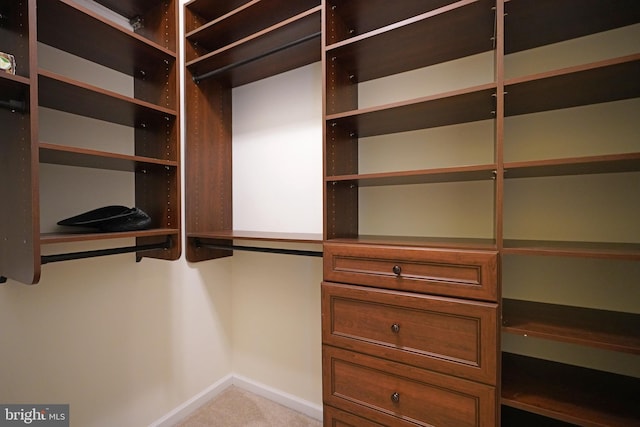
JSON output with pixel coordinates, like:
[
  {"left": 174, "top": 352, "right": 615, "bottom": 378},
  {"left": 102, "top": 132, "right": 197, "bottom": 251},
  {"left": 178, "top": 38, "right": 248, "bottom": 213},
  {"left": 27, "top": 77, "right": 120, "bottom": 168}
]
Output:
[{"left": 57, "top": 205, "right": 152, "bottom": 232}]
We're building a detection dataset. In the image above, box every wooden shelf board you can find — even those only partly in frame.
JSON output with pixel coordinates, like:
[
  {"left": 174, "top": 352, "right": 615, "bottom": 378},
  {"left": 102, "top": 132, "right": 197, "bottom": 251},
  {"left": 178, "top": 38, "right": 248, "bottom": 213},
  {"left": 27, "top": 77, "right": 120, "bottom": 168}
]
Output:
[
  {"left": 326, "top": 235, "right": 497, "bottom": 251},
  {"left": 503, "top": 299, "right": 640, "bottom": 354},
  {"left": 326, "top": 164, "right": 497, "bottom": 186},
  {"left": 505, "top": 55, "right": 640, "bottom": 116},
  {"left": 92, "top": 0, "right": 160, "bottom": 20},
  {"left": 37, "top": 0, "right": 175, "bottom": 77},
  {"left": 39, "top": 142, "right": 177, "bottom": 172},
  {"left": 504, "top": 0, "right": 640, "bottom": 54},
  {"left": 502, "top": 353, "right": 640, "bottom": 426},
  {"left": 186, "top": 8, "right": 321, "bottom": 87},
  {"left": 325, "top": 0, "right": 495, "bottom": 83},
  {"left": 184, "top": 0, "right": 249, "bottom": 23},
  {"left": 186, "top": 0, "right": 318, "bottom": 59},
  {"left": 188, "top": 230, "right": 323, "bottom": 244},
  {"left": 325, "top": 0, "right": 458, "bottom": 44},
  {"left": 38, "top": 70, "right": 177, "bottom": 128},
  {"left": 41, "top": 228, "right": 179, "bottom": 244},
  {"left": 504, "top": 153, "right": 640, "bottom": 178},
  {"left": 502, "top": 240, "right": 640, "bottom": 260},
  {"left": 501, "top": 406, "right": 575, "bottom": 427},
  {"left": 326, "top": 84, "right": 496, "bottom": 137},
  {"left": 0, "top": 72, "right": 30, "bottom": 88},
  {"left": 0, "top": 73, "right": 29, "bottom": 114}
]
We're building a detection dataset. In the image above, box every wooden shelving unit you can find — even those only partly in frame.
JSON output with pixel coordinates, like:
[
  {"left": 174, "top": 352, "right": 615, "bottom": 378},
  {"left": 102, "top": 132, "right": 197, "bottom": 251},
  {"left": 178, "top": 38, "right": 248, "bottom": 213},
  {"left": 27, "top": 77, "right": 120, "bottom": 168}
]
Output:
[
  {"left": 321, "top": 0, "right": 640, "bottom": 425},
  {"left": 183, "top": 0, "right": 322, "bottom": 262},
  {"left": 502, "top": 353, "right": 640, "bottom": 426},
  {"left": 324, "top": 0, "right": 498, "bottom": 249},
  {"left": 0, "top": 0, "right": 180, "bottom": 285},
  {"left": 321, "top": 1, "right": 501, "bottom": 425},
  {"left": 179, "top": 0, "right": 639, "bottom": 424},
  {"left": 499, "top": 0, "right": 640, "bottom": 424},
  {"left": 503, "top": 299, "right": 640, "bottom": 354}
]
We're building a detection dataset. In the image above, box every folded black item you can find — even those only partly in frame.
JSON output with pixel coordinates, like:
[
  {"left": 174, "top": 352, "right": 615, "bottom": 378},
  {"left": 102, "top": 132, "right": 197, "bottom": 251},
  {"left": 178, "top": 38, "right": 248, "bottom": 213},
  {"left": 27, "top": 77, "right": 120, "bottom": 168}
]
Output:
[{"left": 57, "top": 205, "right": 152, "bottom": 232}]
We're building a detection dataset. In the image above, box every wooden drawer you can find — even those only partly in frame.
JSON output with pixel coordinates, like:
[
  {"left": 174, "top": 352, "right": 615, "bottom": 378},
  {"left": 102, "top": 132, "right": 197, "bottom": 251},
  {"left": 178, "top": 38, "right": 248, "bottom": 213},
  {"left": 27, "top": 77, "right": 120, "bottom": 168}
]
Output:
[
  {"left": 323, "top": 243, "right": 498, "bottom": 301},
  {"left": 323, "top": 346, "right": 497, "bottom": 427},
  {"left": 324, "top": 404, "right": 398, "bottom": 427},
  {"left": 322, "top": 282, "right": 498, "bottom": 385}
]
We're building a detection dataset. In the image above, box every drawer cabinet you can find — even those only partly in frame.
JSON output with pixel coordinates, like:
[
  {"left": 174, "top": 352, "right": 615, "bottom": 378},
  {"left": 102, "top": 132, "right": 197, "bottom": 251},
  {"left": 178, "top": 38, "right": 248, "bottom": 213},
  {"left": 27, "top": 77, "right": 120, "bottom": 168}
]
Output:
[
  {"left": 322, "top": 282, "right": 498, "bottom": 384},
  {"left": 323, "top": 243, "right": 498, "bottom": 301},
  {"left": 323, "top": 346, "right": 497, "bottom": 427},
  {"left": 322, "top": 243, "right": 499, "bottom": 426}
]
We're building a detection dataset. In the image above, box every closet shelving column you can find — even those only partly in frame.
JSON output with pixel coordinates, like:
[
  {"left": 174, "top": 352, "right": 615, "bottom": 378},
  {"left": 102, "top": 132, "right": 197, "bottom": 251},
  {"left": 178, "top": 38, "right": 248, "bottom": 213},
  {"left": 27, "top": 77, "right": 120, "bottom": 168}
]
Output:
[
  {"left": 499, "top": 0, "right": 640, "bottom": 424},
  {"left": 0, "top": 0, "right": 181, "bottom": 285},
  {"left": 0, "top": 0, "right": 37, "bottom": 284},
  {"left": 322, "top": 1, "right": 501, "bottom": 425},
  {"left": 324, "top": 0, "right": 499, "bottom": 249},
  {"left": 183, "top": 0, "right": 322, "bottom": 262}
]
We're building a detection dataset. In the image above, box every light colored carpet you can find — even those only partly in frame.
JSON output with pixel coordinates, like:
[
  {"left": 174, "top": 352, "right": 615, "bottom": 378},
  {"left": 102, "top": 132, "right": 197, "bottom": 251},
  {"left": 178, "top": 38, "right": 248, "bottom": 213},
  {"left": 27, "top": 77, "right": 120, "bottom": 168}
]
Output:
[{"left": 177, "top": 386, "right": 322, "bottom": 427}]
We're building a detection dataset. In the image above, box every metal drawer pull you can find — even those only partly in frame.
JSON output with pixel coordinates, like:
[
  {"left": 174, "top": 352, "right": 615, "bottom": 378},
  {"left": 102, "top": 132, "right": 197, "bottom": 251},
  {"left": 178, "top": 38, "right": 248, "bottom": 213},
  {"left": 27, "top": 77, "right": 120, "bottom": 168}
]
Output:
[
  {"left": 391, "top": 392, "right": 400, "bottom": 403},
  {"left": 392, "top": 264, "right": 402, "bottom": 276},
  {"left": 391, "top": 323, "right": 400, "bottom": 333}
]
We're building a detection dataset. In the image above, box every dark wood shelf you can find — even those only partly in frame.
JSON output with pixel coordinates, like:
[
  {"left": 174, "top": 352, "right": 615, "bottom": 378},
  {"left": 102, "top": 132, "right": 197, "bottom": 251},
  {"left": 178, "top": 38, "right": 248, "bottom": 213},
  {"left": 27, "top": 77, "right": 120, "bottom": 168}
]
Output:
[
  {"left": 502, "top": 240, "right": 640, "bottom": 260},
  {"left": 39, "top": 143, "right": 177, "bottom": 172},
  {"left": 188, "top": 230, "right": 322, "bottom": 244},
  {"left": 326, "top": 83, "right": 496, "bottom": 136},
  {"left": 37, "top": 0, "right": 176, "bottom": 78},
  {"left": 186, "top": 0, "right": 318, "bottom": 62},
  {"left": 0, "top": 72, "right": 30, "bottom": 88},
  {"left": 325, "top": 0, "right": 458, "bottom": 44},
  {"left": 0, "top": 74, "right": 29, "bottom": 112},
  {"left": 41, "top": 228, "right": 179, "bottom": 245},
  {"left": 326, "top": 164, "right": 497, "bottom": 187},
  {"left": 38, "top": 70, "right": 177, "bottom": 128},
  {"left": 502, "top": 353, "right": 640, "bottom": 426},
  {"left": 501, "top": 406, "right": 575, "bottom": 427},
  {"left": 504, "top": 0, "right": 640, "bottom": 54},
  {"left": 185, "top": 7, "right": 321, "bottom": 87},
  {"left": 505, "top": 55, "right": 640, "bottom": 117},
  {"left": 504, "top": 153, "right": 640, "bottom": 179},
  {"left": 325, "top": 0, "right": 495, "bottom": 83},
  {"left": 184, "top": 0, "right": 248, "bottom": 26},
  {"left": 92, "top": 0, "right": 162, "bottom": 20},
  {"left": 326, "top": 236, "right": 496, "bottom": 251},
  {"left": 503, "top": 299, "right": 640, "bottom": 354}
]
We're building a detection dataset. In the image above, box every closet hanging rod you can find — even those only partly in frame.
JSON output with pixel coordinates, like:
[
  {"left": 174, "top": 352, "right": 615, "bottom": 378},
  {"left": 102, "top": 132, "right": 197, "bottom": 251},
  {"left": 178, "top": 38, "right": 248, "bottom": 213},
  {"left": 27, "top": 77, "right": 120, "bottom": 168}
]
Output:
[
  {"left": 192, "top": 31, "right": 321, "bottom": 83},
  {"left": 40, "top": 241, "right": 171, "bottom": 265},
  {"left": 196, "top": 241, "right": 323, "bottom": 258},
  {"left": 1, "top": 241, "right": 171, "bottom": 283},
  {"left": 0, "top": 99, "right": 27, "bottom": 113}
]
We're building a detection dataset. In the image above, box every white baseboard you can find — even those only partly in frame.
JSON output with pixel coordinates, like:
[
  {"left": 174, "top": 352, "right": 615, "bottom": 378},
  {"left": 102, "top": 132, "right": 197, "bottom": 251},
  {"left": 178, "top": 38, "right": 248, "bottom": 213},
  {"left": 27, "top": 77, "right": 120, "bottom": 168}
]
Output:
[
  {"left": 149, "top": 374, "right": 322, "bottom": 427},
  {"left": 148, "top": 374, "right": 234, "bottom": 427}
]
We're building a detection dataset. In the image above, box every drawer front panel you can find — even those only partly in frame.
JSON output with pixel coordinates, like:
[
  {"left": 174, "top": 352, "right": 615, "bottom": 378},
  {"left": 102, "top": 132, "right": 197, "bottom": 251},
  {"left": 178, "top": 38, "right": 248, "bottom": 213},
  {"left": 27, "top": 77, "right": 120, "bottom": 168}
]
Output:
[
  {"left": 323, "top": 346, "right": 496, "bottom": 427},
  {"left": 322, "top": 282, "right": 498, "bottom": 384},
  {"left": 324, "top": 404, "right": 414, "bottom": 427},
  {"left": 323, "top": 243, "right": 498, "bottom": 301}
]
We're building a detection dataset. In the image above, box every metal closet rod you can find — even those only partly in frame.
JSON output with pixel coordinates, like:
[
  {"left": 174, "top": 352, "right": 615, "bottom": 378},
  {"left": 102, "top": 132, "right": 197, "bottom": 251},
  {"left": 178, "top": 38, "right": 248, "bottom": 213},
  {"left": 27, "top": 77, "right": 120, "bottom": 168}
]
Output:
[
  {"left": 197, "top": 241, "right": 323, "bottom": 258},
  {"left": 40, "top": 241, "right": 171, "bottom": 265},
  {"left": 0, "top": 241, "right": 171, "bottom": 283},
  {"left": 192, "top": 31, "right": 321, "bottom": 83},
  {"left": 0, "top": 99, "right": 27, "bottom": 113}
]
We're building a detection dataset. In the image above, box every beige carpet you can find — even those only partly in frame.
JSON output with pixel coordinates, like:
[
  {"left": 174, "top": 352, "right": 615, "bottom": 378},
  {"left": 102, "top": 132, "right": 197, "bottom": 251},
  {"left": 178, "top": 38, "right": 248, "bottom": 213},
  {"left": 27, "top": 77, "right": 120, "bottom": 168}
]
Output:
[{"left": 177, "top": 386, "right": 322, "bottom": 427}]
